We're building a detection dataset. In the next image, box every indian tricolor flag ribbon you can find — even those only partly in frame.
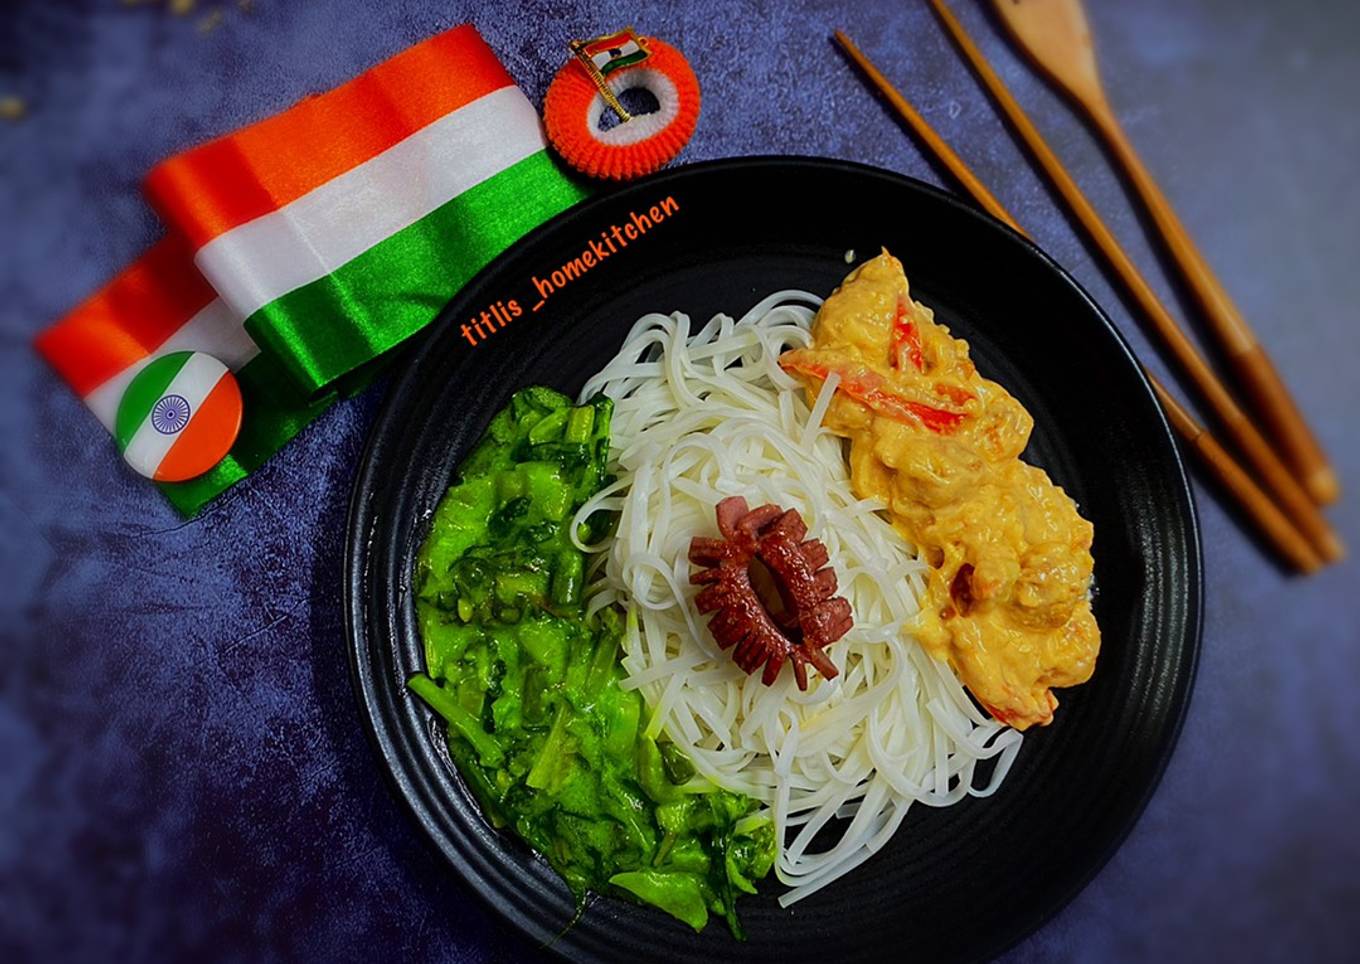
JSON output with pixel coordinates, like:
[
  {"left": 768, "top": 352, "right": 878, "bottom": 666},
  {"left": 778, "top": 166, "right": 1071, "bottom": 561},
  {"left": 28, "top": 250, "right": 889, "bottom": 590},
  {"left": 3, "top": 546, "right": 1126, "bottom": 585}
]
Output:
[
  {"left": 36, "top": 25, "right": 588, "bottom": 517},
  {"left": 36, "top": 234, "right": 330, "bottom": 515},
  {"left": 145, "top": 24, "right": 587, "bottom": 399}
]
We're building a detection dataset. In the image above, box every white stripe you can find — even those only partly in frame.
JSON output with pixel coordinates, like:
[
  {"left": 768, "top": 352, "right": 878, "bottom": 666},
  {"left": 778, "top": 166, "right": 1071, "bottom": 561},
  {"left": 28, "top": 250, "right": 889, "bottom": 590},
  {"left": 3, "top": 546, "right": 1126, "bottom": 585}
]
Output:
[
  {"left": 587, "top": 70, "right": 680, "bottom": 146},
  {"left": 122, "top": 353, "right": 228, "bottom": 479},
  {"left": 83, "top": 298, "right": 258, "bottom": 432},
  {"left": 590, "top": 39, "right": 641, "bottom": 70},
  {"left": 194, "top": 86, "right": 548, "bottom": 322}
]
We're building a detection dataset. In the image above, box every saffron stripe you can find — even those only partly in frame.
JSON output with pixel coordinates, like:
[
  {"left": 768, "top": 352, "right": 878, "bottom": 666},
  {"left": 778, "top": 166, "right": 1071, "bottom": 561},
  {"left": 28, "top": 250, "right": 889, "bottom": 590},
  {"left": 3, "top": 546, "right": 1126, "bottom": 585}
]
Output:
[
  {"left": 34, "top": 236, "right": 217, "bottom": 396},
  {"left": 144, "top": 25, "right": 512, "bottom": 248},
  {"left": 192, "top": 87, "right": 545, "bottom": 325}
]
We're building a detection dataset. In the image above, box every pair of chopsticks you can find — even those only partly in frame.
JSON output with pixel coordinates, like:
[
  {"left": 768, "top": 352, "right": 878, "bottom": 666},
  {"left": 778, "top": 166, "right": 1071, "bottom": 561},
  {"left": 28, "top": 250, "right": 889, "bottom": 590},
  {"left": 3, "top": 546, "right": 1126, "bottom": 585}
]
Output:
[{"left": 832, "top": 4, "right": 1342, "bottom": 572}]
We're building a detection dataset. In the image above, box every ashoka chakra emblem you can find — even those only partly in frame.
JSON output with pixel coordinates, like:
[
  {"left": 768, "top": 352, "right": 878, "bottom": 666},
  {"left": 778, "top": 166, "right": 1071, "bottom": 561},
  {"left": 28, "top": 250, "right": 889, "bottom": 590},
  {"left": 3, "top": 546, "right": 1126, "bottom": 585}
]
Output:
[{"left": 151, "top": 394, "right": 192, "bottom": 435}]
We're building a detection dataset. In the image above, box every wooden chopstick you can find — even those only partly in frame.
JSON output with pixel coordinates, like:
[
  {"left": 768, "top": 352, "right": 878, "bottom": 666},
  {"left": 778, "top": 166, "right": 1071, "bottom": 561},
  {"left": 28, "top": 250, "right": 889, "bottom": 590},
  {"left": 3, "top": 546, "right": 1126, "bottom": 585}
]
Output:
[
  {"left": 833, "top": 31, "right": 1016, "bottom": 226},
  {"left": 832, "top": 29, "right": 1324, "bottom": 573},
  {"left": 1110, "top": 134, "right": 1339, "bottom": 504},
  {"left": 1148, "top": 382, "right": 1321, "bottom": 573},
  {"left": 920, "top": 0, "right": 1342, "bottom": 564}
]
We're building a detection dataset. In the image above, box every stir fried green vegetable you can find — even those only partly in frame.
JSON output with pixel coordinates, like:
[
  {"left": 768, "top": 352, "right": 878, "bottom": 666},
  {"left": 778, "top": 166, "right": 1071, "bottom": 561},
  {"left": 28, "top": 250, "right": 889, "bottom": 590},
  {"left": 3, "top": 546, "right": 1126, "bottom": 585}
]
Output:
[{"left": 410, "top": 386, "right": 775, "bottom": 936}]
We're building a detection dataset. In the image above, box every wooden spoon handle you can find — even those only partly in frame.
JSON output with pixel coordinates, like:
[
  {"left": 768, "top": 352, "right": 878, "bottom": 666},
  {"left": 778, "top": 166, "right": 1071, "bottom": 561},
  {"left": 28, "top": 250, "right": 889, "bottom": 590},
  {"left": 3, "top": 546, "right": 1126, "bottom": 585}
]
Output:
[{"left": 1088, "top": 103, "right": 1338, "bottom": 504}]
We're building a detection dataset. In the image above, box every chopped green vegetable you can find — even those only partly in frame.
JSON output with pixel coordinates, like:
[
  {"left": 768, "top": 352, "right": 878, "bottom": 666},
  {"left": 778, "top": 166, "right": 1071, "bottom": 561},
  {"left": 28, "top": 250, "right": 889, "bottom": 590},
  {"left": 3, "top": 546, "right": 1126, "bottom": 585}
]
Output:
[
  {"left": 410, "top": 388, "right": 774, "bottom": 936},
  {"left": 609, "top": 869, "right": 710, "bottom": 931}
]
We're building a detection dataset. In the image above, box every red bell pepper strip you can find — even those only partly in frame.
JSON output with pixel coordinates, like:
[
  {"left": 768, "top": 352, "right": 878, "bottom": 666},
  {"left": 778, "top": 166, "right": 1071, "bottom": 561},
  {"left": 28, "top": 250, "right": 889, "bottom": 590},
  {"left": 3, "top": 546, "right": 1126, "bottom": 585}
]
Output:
[
  {"left": 933, "top": 382, "right": 975, "bottom": 406},
  {"left": 780, "top": 352, "right": 966, "bottom": 433},
  {"left": 890, "top": 296, "right": 925, "bottom": 372}
]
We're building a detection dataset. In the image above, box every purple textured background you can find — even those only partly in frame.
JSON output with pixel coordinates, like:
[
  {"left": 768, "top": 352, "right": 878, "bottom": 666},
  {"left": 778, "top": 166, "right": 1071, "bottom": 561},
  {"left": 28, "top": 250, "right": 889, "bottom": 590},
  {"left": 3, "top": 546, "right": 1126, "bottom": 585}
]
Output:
[{"left": 2, "top": 1, "right": 1357, "bottom": 962}]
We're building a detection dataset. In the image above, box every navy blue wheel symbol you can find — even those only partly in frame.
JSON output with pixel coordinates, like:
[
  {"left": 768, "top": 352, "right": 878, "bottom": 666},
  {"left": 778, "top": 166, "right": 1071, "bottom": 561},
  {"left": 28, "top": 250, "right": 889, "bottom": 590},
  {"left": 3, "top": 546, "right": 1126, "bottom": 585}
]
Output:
[{"left": 151, "top": 394, "right": 192, "bottom": 435}]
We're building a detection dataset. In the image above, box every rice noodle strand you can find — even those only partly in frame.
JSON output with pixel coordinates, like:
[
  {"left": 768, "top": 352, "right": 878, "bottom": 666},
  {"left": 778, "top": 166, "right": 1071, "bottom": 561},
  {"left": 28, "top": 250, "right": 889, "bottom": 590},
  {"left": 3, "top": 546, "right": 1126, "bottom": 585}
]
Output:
[{"left": 573, "top": 293, "right": 1021, "bottom": 905}]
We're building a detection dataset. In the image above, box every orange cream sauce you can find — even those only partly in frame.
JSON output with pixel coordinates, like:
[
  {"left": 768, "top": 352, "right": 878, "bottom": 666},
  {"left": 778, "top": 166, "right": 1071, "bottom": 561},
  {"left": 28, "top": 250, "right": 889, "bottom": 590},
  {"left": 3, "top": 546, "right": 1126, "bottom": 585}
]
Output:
[{"left": 781, "top": 251, "right": 1099, "bottom": 729}]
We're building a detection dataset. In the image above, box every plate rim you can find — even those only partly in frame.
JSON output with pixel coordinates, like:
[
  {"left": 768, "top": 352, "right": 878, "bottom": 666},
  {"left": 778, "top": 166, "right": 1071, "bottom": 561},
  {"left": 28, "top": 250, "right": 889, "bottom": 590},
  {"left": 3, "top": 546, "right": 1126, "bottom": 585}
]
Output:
[{"left": 343, "top": 154, "right": 1204, "bottom": 962}]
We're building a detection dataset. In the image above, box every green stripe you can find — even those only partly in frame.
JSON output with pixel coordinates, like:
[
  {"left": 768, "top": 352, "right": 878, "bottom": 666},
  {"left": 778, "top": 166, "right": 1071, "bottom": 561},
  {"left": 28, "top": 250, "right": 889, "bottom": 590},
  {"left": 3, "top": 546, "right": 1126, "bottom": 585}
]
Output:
[
  {"left": 115, "top": 351, "right": 190, "bottom": 450},
  {"left": 243, "top": 150, "right": 589, "bottom": 399},
  {"left": 599, "top": 50, "right": 648, "bottom": 76}
]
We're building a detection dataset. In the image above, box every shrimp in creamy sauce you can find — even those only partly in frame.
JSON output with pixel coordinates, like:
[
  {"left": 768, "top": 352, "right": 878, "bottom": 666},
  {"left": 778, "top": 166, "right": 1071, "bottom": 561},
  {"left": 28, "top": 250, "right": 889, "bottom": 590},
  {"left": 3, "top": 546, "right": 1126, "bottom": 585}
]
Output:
[{"left": 780, "top": 251, "right": 1099, "bottom": 729}]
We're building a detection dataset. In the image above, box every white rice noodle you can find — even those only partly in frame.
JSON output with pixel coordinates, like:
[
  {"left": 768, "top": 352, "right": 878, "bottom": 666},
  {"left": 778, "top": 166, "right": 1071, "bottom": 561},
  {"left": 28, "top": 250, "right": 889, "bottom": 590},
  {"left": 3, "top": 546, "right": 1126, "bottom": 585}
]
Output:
[{"left": 572, "top": 292, "right": 1022, "bottom": 907}]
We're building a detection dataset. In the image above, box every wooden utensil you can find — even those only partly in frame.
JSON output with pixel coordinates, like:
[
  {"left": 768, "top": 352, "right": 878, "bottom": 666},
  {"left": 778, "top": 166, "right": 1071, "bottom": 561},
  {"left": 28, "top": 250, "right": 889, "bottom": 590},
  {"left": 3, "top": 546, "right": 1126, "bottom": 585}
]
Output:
[
  {"left": 990, "top": 0, "right": 1338, "bottom": 505},
  {"left": 924, "top": 0, "right": 1342, "bottom": 563},
  {"left": 832, "top": 29, "right": 1323, "bottom": 573}
]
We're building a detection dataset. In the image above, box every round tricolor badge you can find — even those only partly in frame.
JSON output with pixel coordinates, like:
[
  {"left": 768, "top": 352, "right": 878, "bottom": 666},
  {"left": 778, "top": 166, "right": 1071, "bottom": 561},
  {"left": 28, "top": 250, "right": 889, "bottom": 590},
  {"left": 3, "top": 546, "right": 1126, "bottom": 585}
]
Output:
[
  {"left": 544, "top": 31, "right": 700, "bottom": 181},
  {"left": 115, "top": 351, "right": 243, "bottom": 482}
]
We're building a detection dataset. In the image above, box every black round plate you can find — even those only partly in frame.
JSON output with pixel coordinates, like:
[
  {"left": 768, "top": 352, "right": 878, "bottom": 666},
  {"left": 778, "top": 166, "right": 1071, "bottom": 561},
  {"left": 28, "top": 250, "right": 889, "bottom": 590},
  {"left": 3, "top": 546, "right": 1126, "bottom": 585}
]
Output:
[{"left": 345, "top": 157, "right": 1202, "bottom": 963}]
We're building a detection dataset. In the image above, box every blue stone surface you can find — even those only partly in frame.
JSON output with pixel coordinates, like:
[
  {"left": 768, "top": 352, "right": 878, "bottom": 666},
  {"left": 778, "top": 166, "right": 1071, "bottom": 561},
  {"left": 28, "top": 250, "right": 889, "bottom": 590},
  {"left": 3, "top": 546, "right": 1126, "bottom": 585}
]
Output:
[{"left": 1, "top": 1, "right": 1357, "bottom": 961}]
